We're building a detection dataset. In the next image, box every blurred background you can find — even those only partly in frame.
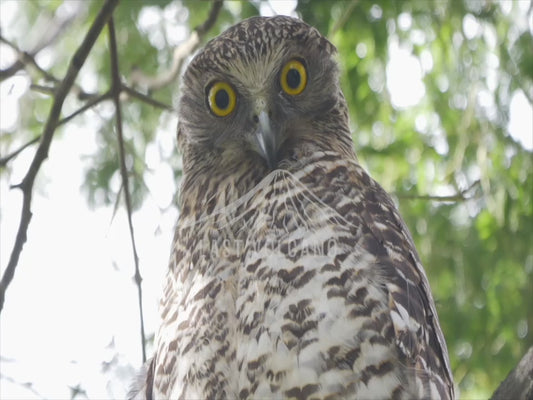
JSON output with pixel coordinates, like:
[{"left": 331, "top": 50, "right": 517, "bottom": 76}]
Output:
[{"left": 0, "top": 0, "right": 531, "bottom": 398}]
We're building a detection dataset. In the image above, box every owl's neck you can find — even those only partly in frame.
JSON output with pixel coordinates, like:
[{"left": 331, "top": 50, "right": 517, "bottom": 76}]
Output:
[
  {"left": 179, "top": 148, "right": 355, "bottom": 220},
  {"left": 178, "top": 107, "right": 357, "bottom": 219},
  {"left": 178, "top": 154, "right": 266, "bottom": 219}
]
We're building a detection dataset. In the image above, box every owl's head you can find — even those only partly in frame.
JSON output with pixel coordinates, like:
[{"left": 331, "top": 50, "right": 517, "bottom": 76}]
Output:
[{"left": 178, "top": 16, "right": 354, "bottom": 184}]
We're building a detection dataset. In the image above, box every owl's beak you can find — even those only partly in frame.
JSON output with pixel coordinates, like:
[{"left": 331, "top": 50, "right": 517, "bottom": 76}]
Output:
[{"left": 254, "top": 111, "right": 278, "bottom": 169}]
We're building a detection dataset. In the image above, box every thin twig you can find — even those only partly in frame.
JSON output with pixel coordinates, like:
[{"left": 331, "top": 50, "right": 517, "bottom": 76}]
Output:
[
  {"left": 0, "top": 60, "right": 25, "bottom": 81},
  {"left": 0, "top": 0, "right": 120, "bottom": 314},
  {"left": 28, "top": 1, "right": 84, "bottom": 56},
  {"left": 0, "top": 137, "right": 40, "bottom": 168},
  {"left": 395, "top": 180, "right": 480, "bottom": 202},
  {"left": 397, "top": 193, "right": 470, "bottom": 202},
  {"left": 0, "top": 2, "right": 81, "bottom": 81},
  {"left": 1, "top": 86, "right": 167, "bottom": 169},
  {"left": 122, "top": 85, "right": 174, "bottom": 111},
  {"left": 1, "top": 34, "right": 97, "bottom": 100},
  {"left": 0, "top": 96, "right": 113, "bottom": 173},
  {"left": 0, "top": 35, "right": 58, "bottom": 83},
  {"left": 57, "top": 90, "right": 113, "bottom": 127},
  {"left": 29, "top": 84, "right": 56, "bottom": 95},
  {"left": 130, "top": 0, "right": 223, "bottom": 91},
  {"left": 0, "top": 92, "right": 113, "bottom": 169},
  {"left": 195, "top": 0, "right": 224, "bottom": 35},
  {"left": 329, "top": 0, "right": 359, "bottom": 38},
  {"left": 108, "top": 17, "right": 146, "bottom": 363}
]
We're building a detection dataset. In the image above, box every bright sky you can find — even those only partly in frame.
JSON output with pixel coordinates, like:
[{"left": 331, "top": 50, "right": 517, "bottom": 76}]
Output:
[
  {"left": 0, "top": 1, "right": 531, "bottom": 399},
  {"left": 0, "top": 113, "right": 177, "bottom": 398}
]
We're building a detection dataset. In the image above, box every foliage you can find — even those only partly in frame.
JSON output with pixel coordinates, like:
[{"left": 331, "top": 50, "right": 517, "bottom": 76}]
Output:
[{"left": 1, "top": 0, "right": 531, "bottom": 398}]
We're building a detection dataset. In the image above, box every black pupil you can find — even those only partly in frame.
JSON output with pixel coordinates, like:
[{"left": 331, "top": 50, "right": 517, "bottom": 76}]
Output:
[
  {"left": 287, "top": 68, "right": 301, "bottom": 89},
  {"left": 215, "top": 89, "right": 230, "bottom": 109}
]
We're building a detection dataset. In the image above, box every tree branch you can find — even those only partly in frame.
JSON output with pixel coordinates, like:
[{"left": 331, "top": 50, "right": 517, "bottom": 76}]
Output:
[
  {"left": 0, "top": 34, "right": 97, "bottom": 100},
  {"left": 29, "top": 83, "right": 56, "bottom": 95},
  {"left": 122, "top": 85, "right": 174, "bottom": 111},
  {"left": 329, "top": 0, "right": 359, "bottom": 37},
  {"left": 130, "top": 0, "right": 223, "bottom": 91},
  {"left": 0, "top": 1, "right": 81, "bottom": 81},
  {"left": 0, "top": 137, "right": 40, "bottom": 169},
  {"left": 395, "top": 180, "right": 480, "bottom": 202},
  {"left": 0, "top": 35, "right": 57, "bottom": 83},
  {"left": 0, "top": 0, "right": 120, "bottom": 314},
  {"left": 0, "top": 92, "right": 114, "bottom": 169},
  {"left": 57, "top": 90, "right": 113, "bottom": 127},
  {"left": 491, "top": 346, "right": 533, "bottom": 399},
  {"left": 0, "top": 86, "right": 169, "bottom": 170},
  {"left": 108, "top": 17, "right": 146, "bottom": 363}
]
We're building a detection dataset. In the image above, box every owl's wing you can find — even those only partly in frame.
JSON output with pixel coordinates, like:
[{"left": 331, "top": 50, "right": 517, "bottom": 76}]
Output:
[
  {"left": 360, "top": 175, "right": 454, "bottom": 398},
  {"left": 127, "top": 357, "right": 155, "bottom": 400},
  {"left": 294, "top": 152, "right": 455, "bottom": 398}
]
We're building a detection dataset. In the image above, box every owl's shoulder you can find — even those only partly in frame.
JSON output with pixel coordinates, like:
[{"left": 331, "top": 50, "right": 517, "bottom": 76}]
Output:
[{"left": 294, "top": 152, "right": 454, "bottom": 398}]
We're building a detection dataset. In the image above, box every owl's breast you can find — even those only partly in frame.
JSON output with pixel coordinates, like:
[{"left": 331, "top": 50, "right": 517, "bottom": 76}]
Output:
[
  {"left": 230, "top": 163, "right": 404, "bottom": 398},
  {"left": 156, "top": 155, "right": 418, "bottom": 399}
]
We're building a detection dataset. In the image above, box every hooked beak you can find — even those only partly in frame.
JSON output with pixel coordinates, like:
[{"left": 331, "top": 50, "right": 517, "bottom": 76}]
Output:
[{"left": 254, "top": 111, "right": 278, "bottom": 169}]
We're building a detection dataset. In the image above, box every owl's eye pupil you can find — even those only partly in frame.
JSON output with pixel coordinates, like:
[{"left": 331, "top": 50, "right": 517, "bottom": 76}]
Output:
[
  {"left": 287, "top": 69, "right": 301, "bottom": 89},
  {"left": 215, "top": 89, "right": 230, "bottom": 110}
]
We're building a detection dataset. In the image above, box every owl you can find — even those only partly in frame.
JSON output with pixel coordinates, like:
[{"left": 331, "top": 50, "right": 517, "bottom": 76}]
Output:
[{"left": 131, "top": 15, "right": 454, "bottom": 399}]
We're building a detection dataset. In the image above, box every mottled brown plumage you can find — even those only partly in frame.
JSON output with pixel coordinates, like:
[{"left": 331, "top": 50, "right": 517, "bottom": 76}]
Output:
[{"left": 131, "top": 15, "right": 454, "bottom": 399}]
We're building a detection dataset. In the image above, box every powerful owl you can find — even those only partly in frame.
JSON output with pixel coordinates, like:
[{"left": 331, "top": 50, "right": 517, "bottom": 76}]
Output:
[{"left": 132, "top": 15, "right": 454, "bottom": 399}]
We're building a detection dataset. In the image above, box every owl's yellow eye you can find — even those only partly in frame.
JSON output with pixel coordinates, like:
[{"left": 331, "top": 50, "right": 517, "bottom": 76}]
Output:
[
  {"left": 207, "top": 82, "right": 236, "bottom": 117},
  {"left": 280, "top": 59, "right": 307, "bottom": 96}
]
